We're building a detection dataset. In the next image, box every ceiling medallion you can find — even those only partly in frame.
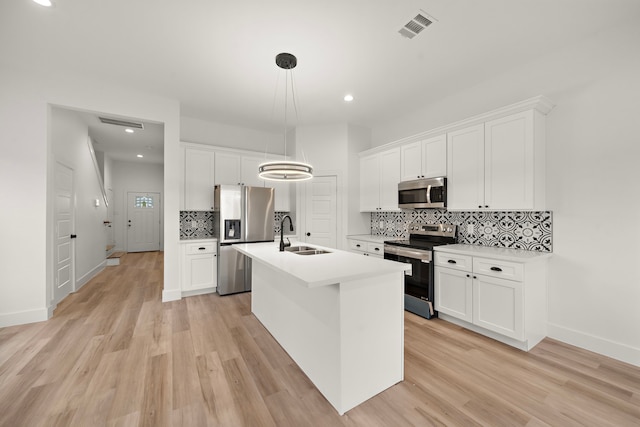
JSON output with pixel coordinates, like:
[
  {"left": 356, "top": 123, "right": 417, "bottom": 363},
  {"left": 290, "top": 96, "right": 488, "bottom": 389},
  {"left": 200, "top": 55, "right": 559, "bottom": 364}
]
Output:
[{"left": 258, "top": 53, "right": 313, "bottom": 182}]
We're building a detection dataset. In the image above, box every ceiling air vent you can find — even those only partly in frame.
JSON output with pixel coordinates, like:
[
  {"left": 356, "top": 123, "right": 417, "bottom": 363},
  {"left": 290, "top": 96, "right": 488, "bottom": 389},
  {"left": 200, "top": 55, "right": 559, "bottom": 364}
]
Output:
[
  {"left": 98, "top": 117, "right": 144, "bottom": 129},
  {"left": 399, "top": 11, "right": 436, "bottom": 39}
]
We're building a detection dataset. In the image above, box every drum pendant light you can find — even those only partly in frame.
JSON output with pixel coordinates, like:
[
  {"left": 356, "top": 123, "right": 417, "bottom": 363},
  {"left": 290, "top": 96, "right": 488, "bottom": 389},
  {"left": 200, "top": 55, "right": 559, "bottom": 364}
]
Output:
[{"left": 259, "top": 53, "right": 313, "bottom": 181}]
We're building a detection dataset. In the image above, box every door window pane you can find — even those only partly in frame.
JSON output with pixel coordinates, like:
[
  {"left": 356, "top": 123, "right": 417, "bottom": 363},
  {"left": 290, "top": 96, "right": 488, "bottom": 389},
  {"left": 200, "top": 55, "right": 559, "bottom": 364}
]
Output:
[{"left": 134, "top": 196, "right": 154, "bottom": 208}]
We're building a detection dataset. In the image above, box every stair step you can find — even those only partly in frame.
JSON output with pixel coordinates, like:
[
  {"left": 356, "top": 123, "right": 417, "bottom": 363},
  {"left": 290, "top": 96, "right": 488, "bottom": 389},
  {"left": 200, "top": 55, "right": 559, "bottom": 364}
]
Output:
[{"left": 107, "top": 252, "right": 125, "bottom": 266}]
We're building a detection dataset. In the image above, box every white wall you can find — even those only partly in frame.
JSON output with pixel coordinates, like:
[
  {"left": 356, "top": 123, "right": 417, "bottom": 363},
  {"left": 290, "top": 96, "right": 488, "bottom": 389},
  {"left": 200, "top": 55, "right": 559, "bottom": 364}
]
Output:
[
  {"left": 295, "top": 124, "right": 370, "bottom": 249},
  {"left": 51, "top": 107, "right": 108, "bottom": 290},
  {"left": 181, "top": 116, "right": 282, "bottom": 153},
  {"left": 0, "top": 64, "right": 180, "bottom": 326},
  {"left": 370, "top": 22, "right": 640, "bottom": 365},
  {"left": 111, "top": 160, "right": 164, "bottom": 251}
]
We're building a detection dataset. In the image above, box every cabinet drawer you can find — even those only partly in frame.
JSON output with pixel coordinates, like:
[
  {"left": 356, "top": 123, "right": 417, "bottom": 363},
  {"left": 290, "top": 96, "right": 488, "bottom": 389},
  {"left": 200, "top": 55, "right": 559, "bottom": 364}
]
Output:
[
  {"left": 366, "top": 242, "right": 384, "bottom": 255},
  {"left": 348, "top": 239, "right": 367, "bottom": 252},
  {"left": 473, "top": 257, "right": 523, "bottom": 281},
  {"left": 185, "top": 242, "right": 216, "bottom": 255},
  {"left": 434, "top": 252, "right": 472, "bottom": 271}
]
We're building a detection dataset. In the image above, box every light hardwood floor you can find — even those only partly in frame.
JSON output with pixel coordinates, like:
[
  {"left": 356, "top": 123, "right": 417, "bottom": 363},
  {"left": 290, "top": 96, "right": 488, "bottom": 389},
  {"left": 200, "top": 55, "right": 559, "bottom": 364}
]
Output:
[{"left": 1, "top": 251, "right": 639, "bottom": 426}]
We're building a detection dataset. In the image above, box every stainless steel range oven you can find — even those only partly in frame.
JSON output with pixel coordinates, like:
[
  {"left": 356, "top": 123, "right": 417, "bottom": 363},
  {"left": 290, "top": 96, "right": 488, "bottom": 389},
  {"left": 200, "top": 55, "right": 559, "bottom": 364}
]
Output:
[{"left": 384, "top": 223, "right": 457, "bottom": 319}]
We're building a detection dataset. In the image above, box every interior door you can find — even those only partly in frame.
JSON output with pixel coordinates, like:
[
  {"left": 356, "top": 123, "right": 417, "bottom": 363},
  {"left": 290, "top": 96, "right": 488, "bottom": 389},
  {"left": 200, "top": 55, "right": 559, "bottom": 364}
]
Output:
[
  {"left": 53, "top": 162, "right": 75, "bottom": 304},
  {"left": 127, "top": 192, "right": 161, "bottom": 252},
  {"left": 304, "top": 175, "right": 337, "bottom": 248},
  {"left": 106, "top": 187, "right": 115, "bottom": 249}
]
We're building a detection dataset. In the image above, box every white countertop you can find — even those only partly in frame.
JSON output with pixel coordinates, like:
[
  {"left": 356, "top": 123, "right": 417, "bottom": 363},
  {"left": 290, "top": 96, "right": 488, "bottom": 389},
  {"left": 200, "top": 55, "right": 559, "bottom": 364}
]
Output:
[
  {"left": 346, "top": 234, "right": 392, "bottom": 244},
  {"left": 434, "top": 244, "right": 552, "bottom": 263},
  {"left": 234, "top": 241, "right": 411, "bottom": 288}
]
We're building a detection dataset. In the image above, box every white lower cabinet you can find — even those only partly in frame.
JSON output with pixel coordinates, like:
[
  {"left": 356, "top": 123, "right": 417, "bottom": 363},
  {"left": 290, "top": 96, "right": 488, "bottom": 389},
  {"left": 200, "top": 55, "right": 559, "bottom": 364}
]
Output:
[
  {"left": 473, "top": 274, "right": 523, "bottom": 340},
  {"left": 347, "top": 237, "right": 384, "bottom": 259},
  {"left": 180, "top": 240, "right": 217, "bottom": 296},
  {"left": 434, "top": 267, "right": 473, "bottom": 323},
  {"left": 434, "top": 247, "right": 548, "bottom": 351}
]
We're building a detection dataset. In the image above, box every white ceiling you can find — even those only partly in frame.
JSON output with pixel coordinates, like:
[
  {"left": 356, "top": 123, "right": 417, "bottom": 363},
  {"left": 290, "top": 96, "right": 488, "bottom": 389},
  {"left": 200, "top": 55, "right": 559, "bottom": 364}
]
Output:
[
  {"left": 74, "top": 111, "right": 165, "bottom": 164},
  {"left": 3, "top": 0, "right": 640, "bottom": 161}
]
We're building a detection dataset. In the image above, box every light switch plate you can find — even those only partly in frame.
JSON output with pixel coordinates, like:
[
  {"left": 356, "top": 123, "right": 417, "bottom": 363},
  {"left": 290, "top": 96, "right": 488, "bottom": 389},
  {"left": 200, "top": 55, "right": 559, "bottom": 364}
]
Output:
[
  {"left": 467, "top": 224, "right": 474, "bottom": 234},
  {"left": 191, "top": 220, "right": 198, "bottom": 228}
]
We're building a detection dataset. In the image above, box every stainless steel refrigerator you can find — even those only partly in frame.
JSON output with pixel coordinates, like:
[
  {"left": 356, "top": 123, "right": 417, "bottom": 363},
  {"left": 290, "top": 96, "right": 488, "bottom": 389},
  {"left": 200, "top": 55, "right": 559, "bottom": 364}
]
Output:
[{"left": 214, "top": 185, "right": 274, "bottom": 295}]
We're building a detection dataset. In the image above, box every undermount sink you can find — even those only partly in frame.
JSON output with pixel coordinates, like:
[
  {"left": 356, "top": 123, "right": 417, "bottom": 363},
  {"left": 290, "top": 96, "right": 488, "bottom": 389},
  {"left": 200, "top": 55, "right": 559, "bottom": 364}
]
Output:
[
  {"left": 285, "top": 245, "right": 315, "bottom": 252},
  {"left": 284, "top": 246, "right": 331, "bottom": 255}
]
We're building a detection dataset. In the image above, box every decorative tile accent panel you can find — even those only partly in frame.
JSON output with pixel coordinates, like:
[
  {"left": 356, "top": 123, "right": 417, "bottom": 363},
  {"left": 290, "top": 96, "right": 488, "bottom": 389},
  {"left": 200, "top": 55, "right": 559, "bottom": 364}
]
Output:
[
  {"left": 371, "top": 210, "right": 553, "bottom": 252},
  {"left": 180, "top": 211, "right": 289, "bottom": 239},
  {"left": 180, "top": 211, "right": 215, "bottom": 239}
]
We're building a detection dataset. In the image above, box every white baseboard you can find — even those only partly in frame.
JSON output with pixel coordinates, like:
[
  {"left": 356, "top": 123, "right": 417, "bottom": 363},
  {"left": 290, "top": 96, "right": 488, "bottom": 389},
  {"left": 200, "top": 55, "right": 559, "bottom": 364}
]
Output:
[
  {"left": 547, "top": 322, "right": 640, "bottom": 367},
  {"left": 0, "top": 307, "right": 49, "bottom": 328},
  {"left": 75, "top": 261, "right": 106, "bottom": 292},
  {"left": 162, "top": 288, "right": 182, "bottom": 302},
  {"left": 181, "top": 287, "right": 216, "bottom": 298}
]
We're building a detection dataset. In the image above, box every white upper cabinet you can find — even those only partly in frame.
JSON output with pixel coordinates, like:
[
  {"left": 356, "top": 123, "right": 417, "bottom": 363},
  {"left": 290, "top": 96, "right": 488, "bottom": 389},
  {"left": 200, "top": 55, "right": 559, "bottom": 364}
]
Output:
[
  {"left": 447, "top": 110, "right": 545, "bottom": 210},
  {"left": 265, "top": 180, "right": 291, "bottom": 212},
  {"left": 215, "top": 152, "right": 265, "bottom": 187},
  {"left": 400, "top": 134, "right": 447, "bottom": 181},
  {"left": 484, "top": 110, "right": 539, "bottom": 210},
  {"left": 447, "top": 124, "right": 485, "bottom": 210},
  {"left": 360, "top": 148, "right": 400, "bottom": 212},
  {"left": 184, "top": 147, "right": 215, "bottom": 210},
  {"left": 214, "top": 152, "right": 242, "bottom": 185},
  {"left": 240, "top": 156, "right": 265, "bottom": 188},
  {"left": 184, "top": 144, "right": 290, "bottom": 211}
]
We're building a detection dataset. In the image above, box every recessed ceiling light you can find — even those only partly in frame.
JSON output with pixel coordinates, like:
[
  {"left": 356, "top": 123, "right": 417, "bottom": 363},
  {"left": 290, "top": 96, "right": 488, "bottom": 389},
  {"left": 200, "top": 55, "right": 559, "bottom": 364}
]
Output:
[
  {"left": 33, "top": 0, "right": 53, "bottom": 6},
  {"left": 125, "top": 128, "right": 134, "bottom": 133},
  {"left": 137, "top": 154, "right": 143, "bottom": 158},
  {"left": 344, "top": 94, "right": 354, "bottom": 102}
]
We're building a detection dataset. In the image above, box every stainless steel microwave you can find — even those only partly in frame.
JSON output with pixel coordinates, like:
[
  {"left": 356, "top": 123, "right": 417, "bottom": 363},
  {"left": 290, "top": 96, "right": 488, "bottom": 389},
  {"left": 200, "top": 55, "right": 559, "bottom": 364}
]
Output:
[{"left": 398, "top": 177, "right": 447, "bottom": 209}]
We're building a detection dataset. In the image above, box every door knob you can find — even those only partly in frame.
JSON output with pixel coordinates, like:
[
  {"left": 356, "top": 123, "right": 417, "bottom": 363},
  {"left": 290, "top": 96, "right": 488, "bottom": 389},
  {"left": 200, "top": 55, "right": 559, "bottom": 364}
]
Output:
[{"left": 306, "top": 232, "right": 311, "bottom": 236}]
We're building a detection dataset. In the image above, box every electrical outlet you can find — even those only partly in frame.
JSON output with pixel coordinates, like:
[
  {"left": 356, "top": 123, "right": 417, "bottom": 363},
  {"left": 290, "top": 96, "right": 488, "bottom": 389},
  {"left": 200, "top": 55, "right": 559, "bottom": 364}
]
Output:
[
  {"left": 191, "top": 220, "right": 198, "bottom": 228},
  {"left": 379, "top": 221, "right": 384, "bottom": 228},
  {"left": 467, "top": 224, "right": 474, "bottom": 234}
]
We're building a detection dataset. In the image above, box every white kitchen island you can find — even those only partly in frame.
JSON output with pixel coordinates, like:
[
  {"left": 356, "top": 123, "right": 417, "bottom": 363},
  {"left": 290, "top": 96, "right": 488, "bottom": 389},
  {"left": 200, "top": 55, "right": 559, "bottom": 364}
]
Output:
[{"left": 234, "top": 241, "right": 410, "bottom": 415}]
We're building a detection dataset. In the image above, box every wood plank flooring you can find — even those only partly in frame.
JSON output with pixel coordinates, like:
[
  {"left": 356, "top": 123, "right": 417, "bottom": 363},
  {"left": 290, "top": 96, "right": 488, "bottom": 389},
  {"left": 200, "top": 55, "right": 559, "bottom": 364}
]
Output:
[{"left": 1, "top": 251, "right": 639, "bottom": 426}]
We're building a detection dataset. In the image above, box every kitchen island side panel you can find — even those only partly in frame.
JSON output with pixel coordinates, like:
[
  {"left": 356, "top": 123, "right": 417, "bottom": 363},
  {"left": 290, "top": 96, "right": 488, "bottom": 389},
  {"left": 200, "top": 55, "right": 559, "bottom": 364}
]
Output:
[{"left": 250, "top": 262, "right": 404, "bottom": 415}]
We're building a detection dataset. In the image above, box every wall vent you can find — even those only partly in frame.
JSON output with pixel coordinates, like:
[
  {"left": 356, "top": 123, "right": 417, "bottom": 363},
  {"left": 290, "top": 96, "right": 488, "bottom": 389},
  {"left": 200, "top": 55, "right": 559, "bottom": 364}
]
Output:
[
  {"left": 98, "top": 117, "right": 144, "bottom": 129},
  {"left": 399, "top": 11, "right": 437, "bottom": 39}
]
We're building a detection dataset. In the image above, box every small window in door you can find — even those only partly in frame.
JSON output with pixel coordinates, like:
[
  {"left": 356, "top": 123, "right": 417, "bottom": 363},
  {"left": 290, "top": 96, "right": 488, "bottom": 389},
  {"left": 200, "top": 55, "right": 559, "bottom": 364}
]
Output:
[{"left": 134, "top": 195, "right": 154, "bottom": 208}]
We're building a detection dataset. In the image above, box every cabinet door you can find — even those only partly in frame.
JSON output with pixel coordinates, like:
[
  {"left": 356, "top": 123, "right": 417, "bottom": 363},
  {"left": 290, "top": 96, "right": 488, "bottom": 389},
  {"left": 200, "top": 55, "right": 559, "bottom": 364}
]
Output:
[
  {"left": 484, "top": 111, "right": 534, "bottom": 210},
  {"left": 241, "top": 156, "right": 265, "bottom": 188},
  {"left": 422, "top": 134, "right": 447, "bottom": 178},
  {"left": 215, "top": 152, "right": 242, "bottom": 185},
  {"left": 473, "top": 274, "right": 523, "bottom": 340},
  {"left": 268, "top": 180, "right": 291, "bottom": 212},
  {"left": 378, "top": 148, "right": 400, "bottom": 211},
  {"left": 400, "top": 141, "right": 423, "bottom": 181},
  {"left": 434, "top": 267, "right": 473, "bottom": 322},
  {"left": 447, "top": 124, "right": 485, "bottom": 210},
  {"left": 359, "top": 154, "right": 381, "bottom": 211},
  {"left": 185, "top": 253, "right": 217, "bottom": 291},
  {"left": 185, "top": 148, "right": 215, "bottom": 210}
]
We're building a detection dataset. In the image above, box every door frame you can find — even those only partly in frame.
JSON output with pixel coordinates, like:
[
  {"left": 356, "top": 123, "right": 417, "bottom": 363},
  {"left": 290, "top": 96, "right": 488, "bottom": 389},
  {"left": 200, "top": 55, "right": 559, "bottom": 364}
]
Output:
[
  {"left": 125, "top": 189, "right": 163, "bottom": 252},
  {"left": 52, "top": 160, "right": 76, "bottom": 307},
  {"left": 298, "top": 170, "right": 343, "bottom": 249}
]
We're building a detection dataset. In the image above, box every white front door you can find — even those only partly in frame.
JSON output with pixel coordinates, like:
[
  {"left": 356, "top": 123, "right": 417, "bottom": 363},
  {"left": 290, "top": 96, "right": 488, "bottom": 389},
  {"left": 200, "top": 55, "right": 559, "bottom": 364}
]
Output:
[
  {"left": 54, "top": 162, "right": 75, "bottom": 304},
  {"left": 127, "top": 192, "right": 161, "bottom": 252},
  {"left": 304, "top": 175, "right": 337, "bottom": 248}
]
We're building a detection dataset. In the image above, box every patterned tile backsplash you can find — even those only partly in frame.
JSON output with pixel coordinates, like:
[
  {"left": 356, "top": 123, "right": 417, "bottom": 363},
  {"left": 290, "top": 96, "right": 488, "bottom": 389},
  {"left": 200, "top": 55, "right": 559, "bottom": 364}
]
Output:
[
  {"left": 371, "top": 210, "right": 552, "bottom": 252},
  {"left": 180, "top": 211, "right": 293, "bottom": 240}
]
